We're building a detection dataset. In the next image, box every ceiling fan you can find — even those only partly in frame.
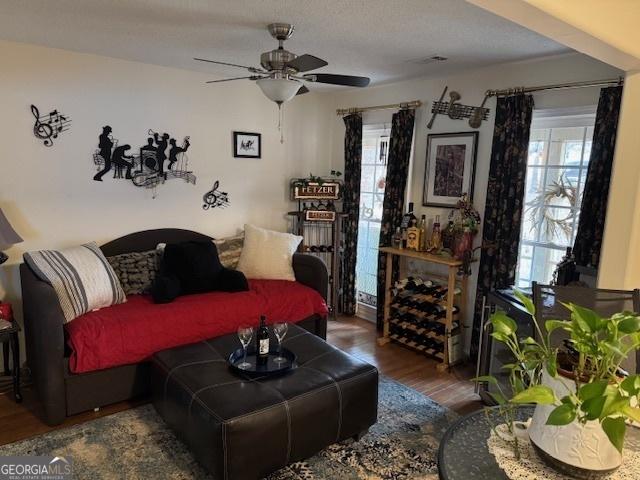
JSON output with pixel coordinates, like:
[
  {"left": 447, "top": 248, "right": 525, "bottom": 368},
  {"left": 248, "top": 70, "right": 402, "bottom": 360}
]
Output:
[{"left": 195, "top": 23, "right": 371, "bottom": 105}]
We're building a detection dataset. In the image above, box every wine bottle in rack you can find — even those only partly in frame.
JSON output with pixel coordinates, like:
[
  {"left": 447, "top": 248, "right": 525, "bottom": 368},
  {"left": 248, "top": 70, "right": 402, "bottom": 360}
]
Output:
[
  {"left": 257, "top": 315, "right": 270, "bottom": 365},
  {"left": 309, "top": 245, "right": 319, "bottom": 252},
  {"left": 319, "top": 245, "right": 327, "bottom": 252}
]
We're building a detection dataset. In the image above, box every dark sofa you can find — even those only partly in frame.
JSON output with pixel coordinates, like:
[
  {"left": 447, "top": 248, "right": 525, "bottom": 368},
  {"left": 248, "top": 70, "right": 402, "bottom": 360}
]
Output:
[{"left": 20, "top": 228, "right": 329, "bottom": 426}]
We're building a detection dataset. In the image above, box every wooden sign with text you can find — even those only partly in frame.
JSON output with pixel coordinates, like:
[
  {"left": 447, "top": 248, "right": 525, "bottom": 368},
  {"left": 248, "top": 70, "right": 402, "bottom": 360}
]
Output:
[
  {"left": 304, "top": 210, "right": 336, "bottom": 222},
  {"left": 293, "top": 182, "right": 341, "bottom": 200}
]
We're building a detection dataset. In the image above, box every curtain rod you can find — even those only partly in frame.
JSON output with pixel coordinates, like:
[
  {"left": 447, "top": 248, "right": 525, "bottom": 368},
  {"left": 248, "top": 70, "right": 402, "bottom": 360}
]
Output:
[
  {"left": 487, "top": 77, "right": 624, "bottom": 97},
  {"left": 336, "top": 100, "right": 422, "bottom": 116}
]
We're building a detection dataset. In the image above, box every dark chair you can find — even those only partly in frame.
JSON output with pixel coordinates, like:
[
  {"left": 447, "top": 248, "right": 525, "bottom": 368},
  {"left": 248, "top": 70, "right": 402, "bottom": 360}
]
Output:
[{"left": 532, "top": 282, "right": 640, "bottom": 374}]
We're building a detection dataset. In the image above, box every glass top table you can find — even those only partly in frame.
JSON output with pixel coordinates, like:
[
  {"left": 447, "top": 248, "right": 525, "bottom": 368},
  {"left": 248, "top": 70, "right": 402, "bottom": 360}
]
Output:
[
  {"left": 438, "top": 405, "right": 640, "bottom": 480},
  {"left": 438, "top": 406, "right": 533, "bottom": 480}
]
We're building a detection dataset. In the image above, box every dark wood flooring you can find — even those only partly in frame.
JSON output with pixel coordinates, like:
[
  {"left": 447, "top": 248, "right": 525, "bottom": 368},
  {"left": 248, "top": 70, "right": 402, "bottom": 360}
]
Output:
[{"left": 0, "top": 316, "right": 482, "bottom": 446}]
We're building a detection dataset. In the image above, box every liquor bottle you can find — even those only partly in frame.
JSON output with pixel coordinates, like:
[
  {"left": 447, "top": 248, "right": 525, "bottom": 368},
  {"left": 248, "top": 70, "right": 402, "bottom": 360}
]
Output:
[
  {"left": 401, "top": 228, "right": 407, "bottom": 249},
  {"left": 442, "top": 221, "right": 455, "bottom": 251},
  {"left": 418, "top": 215, "right": 427, "bottom": 251},
  {"left": 400, "top": 202, "right": 417, "bottom": 230},
  {"left": 406, "top": 218, "right": 421, "bottom": 250},
  {"left": 256, "top": 315, "right": 270, "bottom": 364},
  {"left": 429, "top": 215, "right": 442, "bottom": 252}
]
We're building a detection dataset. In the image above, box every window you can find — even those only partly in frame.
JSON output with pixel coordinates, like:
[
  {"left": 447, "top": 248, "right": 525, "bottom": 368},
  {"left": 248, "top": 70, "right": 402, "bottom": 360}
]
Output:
[
  {"left": 515, "top": 108, "right": 596, "bottom": 289},
  {"left": 356, "top": 126, "right": 389, "bottom": 307}
]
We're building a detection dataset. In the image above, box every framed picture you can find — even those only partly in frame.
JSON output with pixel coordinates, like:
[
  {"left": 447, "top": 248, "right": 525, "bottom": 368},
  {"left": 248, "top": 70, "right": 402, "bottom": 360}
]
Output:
[
  {"left": 422, "top": 131, "right": 478, "bottom": 207},
  {"left": 233, "top": 131, "right": 261, "bottom": 158}
]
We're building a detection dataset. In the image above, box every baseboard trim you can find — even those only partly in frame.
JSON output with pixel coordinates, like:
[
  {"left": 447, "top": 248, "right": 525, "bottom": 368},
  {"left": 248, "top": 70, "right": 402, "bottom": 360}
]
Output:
[{"left": 356, "top": 303, "right": 377, "bottom": 323}]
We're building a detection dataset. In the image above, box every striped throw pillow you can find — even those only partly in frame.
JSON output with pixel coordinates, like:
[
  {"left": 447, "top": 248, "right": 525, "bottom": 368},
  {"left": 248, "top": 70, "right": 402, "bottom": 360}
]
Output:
[
  {"left": 24, "top": 242, "right": 126, "bottom": 323},
  {"left": 213, "top": 234, "right": 244, "bottom": 269}
]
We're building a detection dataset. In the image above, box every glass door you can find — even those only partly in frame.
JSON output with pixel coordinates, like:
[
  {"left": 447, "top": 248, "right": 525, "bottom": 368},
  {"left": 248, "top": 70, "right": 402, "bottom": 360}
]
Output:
[{"left": 356, "top": 126, "right": 389, "bottom": 309}]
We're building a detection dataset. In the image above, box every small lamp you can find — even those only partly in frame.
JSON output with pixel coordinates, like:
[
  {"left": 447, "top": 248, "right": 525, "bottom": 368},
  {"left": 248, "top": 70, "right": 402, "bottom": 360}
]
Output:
[{"left": 0, "top": 208, "right": 23, "bottom": 264}]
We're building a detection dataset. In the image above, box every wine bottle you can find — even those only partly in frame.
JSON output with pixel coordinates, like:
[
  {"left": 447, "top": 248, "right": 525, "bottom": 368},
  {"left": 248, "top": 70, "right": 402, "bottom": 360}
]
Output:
[
  {"left": 401, "top": 202, "right": 417, "bottom": 229},
  {"left": 257, "top": 315, "right": 270, "bottom": 364}
]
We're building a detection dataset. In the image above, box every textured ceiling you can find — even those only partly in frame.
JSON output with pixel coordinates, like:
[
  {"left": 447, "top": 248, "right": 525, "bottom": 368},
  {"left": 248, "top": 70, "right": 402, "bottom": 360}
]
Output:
[{"left": 0, "top": 0, "right": 570, "bottom": 89}]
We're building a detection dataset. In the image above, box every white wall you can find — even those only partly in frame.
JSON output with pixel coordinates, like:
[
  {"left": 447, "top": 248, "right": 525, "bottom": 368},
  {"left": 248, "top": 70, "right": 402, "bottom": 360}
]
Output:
[
  {"left": 0, "top": 40, "right": 334, "bottom": 320},
  {"left": 323, "top": 52, "right": 621, "bottom": 351}
]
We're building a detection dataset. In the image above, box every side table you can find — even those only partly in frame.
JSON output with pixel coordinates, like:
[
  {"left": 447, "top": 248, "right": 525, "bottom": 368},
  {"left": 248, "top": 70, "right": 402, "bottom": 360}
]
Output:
[
  {"left": 0, "top": 319, "right": 22, "bottom": 403},
  {"left": 438, "top": 405, "right": 640, "bottom": 479}
]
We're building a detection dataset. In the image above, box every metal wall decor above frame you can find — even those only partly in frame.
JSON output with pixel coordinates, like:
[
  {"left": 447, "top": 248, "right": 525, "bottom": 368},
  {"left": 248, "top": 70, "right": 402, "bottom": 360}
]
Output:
[{"left": 422, "top": 131, "right": 478, "bottom": 208}]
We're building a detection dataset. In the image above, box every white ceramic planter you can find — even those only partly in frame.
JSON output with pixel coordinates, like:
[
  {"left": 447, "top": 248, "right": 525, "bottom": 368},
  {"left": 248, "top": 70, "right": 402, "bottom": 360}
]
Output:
[{"left": 527, "top": 371, "right": 622, "bottom": 477}]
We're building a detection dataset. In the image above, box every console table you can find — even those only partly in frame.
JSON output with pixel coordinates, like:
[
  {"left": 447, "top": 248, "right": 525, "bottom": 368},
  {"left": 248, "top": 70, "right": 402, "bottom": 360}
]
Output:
[{"left": 377, "top": 246, "right": 467, "bottom": 371}]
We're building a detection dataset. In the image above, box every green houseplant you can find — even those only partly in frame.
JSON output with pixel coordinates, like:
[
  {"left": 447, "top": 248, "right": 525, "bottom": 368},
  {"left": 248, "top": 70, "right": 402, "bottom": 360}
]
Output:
[{"left": 476, "top": 291, "right": 640, "bottom": 477}]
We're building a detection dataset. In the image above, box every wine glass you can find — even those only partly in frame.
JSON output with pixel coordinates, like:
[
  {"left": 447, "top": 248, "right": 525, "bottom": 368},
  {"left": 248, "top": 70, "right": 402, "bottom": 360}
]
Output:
[
  {"left": 237, "top": 325, "right": 254, "bottom": 369},
  {"left": 273, "top": 322, "right": 289, "bottom": 364}
]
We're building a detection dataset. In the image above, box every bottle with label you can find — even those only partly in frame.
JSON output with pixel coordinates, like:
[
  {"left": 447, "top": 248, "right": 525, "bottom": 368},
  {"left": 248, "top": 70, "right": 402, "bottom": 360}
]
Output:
[
  {"left": 400, "top": 202, "right": 417, "bottom": 230},
  {"left": 418, "top": 215, "right": 427, "bottom": 251},
  {"left": 442, "top": 221, "right": 455, "bottom": 251},
  {"left": 256, "top": 315, "right": 270, "bottom": 364},
  {"left": 406, "top": 218, "right": 421, "bottom": 250},
  {"left": 429, "top": 215, "right": 442, "bottom": 252}
]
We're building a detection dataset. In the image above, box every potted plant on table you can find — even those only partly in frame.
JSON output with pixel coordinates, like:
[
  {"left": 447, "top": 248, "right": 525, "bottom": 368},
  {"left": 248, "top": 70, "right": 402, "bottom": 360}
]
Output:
[{"left": 476, "top": 291, "right": 640, "bottom": 478}]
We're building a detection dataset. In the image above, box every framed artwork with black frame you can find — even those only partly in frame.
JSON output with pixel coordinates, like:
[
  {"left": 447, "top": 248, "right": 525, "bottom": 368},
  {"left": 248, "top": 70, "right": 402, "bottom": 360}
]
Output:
[
  {"left": 422, "top": 131, "right": 478, "bottom": 208},
  {"left": 233, "top": 131, "right": 261, "bottom": 158}
]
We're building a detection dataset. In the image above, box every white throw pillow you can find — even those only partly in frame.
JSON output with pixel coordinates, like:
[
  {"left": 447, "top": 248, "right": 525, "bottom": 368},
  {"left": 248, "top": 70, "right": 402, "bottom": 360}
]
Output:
[
  {"left": 24, "top": 242, "right": 126, "bottom": 323},
  {"left": 236, "top": 224, "right": 302, "bottom": 281}
]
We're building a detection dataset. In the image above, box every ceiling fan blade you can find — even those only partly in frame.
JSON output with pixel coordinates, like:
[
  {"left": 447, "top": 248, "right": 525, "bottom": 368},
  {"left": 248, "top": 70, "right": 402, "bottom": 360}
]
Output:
[
  {"left": 194, "top": 57, "right": 264, "bottom": 73},
  {"left": 205, "top": 76, "right": 262, "bottom": 84},
  {"left": 304, "top": 73, "right": 370, "bottom": 87},
  {"left": 286, "top": 54, "right": 328, "bottom": 72},
  {"left": 296, "top": 85, "right": 310, "bottom": 95}
]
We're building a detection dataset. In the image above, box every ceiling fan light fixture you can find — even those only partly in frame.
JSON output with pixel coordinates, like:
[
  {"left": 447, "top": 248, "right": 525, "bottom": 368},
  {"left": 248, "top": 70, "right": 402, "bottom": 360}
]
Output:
[{"left": 256, "top": 77, "right": 302, "bottom": 103}]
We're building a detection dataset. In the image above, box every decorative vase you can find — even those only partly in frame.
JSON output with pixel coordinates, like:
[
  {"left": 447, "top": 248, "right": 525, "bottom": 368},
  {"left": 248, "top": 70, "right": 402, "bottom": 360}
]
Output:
[
  {"left": 527, "top": 370, "right": 622, "bottom": 479},
  {"left": 453, "top": 228, "right": 473, "bottom": 260}
]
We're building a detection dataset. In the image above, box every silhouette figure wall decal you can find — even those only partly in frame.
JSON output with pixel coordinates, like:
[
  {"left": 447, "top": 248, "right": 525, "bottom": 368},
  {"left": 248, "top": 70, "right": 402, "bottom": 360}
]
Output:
[{"left": 92, "top": 126, "right": 196, "bottom": 198}]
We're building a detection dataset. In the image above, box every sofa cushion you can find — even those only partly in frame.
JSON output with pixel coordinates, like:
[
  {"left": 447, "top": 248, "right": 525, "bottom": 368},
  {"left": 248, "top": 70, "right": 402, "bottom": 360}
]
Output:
[
  {"left": 24, "top": 242, "right": 126, "bottom": 323},
  {"left": 107, "top": 249, "right": 160, "bottom": 295},
  {"left": 213, "top": 233, "right": 244, "bottom": 269},
  {"left": 237, "top": 224, "right": 302, "bottom": 281},
  {"left": 65, "top": 279, "right": 328, "bottom": 373}
]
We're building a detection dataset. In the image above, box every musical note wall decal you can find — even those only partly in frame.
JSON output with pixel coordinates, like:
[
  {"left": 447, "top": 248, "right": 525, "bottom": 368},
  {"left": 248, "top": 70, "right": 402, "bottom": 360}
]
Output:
[
  {"left": 30, "top": 104, "right": 71, "bottom": 147},
  {"left": 202, "top": 180, "right": 230, "bottom": 210},
  {"left": 91, "top": 126, "right": 197, "bottom": 199}
]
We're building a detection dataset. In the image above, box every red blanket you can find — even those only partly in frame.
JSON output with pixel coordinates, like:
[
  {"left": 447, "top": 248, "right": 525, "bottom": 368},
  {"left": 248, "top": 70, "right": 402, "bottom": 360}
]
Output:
[{"left": 65, "top": 279, "right": 328, "bottom": 373}]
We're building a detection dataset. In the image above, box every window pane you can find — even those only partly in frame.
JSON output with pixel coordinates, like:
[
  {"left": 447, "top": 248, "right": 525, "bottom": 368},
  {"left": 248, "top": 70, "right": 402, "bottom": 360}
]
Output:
[
  {"left": 375, "top": 166, "right": 387, "bottom": 194},
  {"left": 521, "top": 207, "right": 541, "bottom": 242},
  {"left": 530, "top": 246, "right": 565, "bottom": 284},
  {"left": 361, "top": 165, "right": 376, "bottom": 193},
  {"left": 528, "top": 133, "right": 548, "bottom": 165},
  {"left": 535, "top": 206, "right": 575, "bottom": 246},
  {"left": 362, "top": 144, "right": 376, "bottom": 164},
  {"left": 524, "top": 167, "right": 545, "bottom": 204},
  {"left": 548, "top": 127, "right": 586, "bottom": 166},
  {"left": 360, "top": 193, "right": 374, "bottom": 219},
  {"left": 368, "top": 223, "right": 381, "bottom": 249}
]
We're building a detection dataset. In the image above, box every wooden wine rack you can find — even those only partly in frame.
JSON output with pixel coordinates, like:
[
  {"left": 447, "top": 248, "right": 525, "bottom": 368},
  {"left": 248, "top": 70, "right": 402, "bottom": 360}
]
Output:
[{"left": 378, "top": 247, "right": 468, "bottom": 371}]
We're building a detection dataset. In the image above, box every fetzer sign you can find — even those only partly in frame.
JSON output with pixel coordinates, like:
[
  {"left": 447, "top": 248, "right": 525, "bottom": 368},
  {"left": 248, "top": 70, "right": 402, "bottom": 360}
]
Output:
[{"left": 293, "top": 182, "right": 340, "bottom": 200}]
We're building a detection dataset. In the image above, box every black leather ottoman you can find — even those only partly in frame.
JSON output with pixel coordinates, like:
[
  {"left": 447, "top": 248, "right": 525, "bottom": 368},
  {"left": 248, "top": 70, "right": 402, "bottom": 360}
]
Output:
[{"left": 151, "top": 324, "right": 378, "bottom": 480}]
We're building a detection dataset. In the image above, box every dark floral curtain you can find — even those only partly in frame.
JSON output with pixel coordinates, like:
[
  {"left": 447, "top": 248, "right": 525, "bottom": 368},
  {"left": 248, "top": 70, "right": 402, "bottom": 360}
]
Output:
[
  {"left": 470, "top": 94, "right": 534, "bottom": 359},
  {"left": 573, "top": 86, "right": 623, "bottom": 268},
  {"left": 339, "top": 114, "right": 362, "bottom": 315},
  {"left": 376, "top": 108, "right": 416, "bottom": 329}
]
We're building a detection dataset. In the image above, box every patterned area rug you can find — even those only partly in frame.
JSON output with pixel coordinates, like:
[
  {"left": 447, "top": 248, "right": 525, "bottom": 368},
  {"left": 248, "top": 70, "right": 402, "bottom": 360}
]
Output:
[{"left": 0, "top": 377, "right": 457, "bottom": 479}]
